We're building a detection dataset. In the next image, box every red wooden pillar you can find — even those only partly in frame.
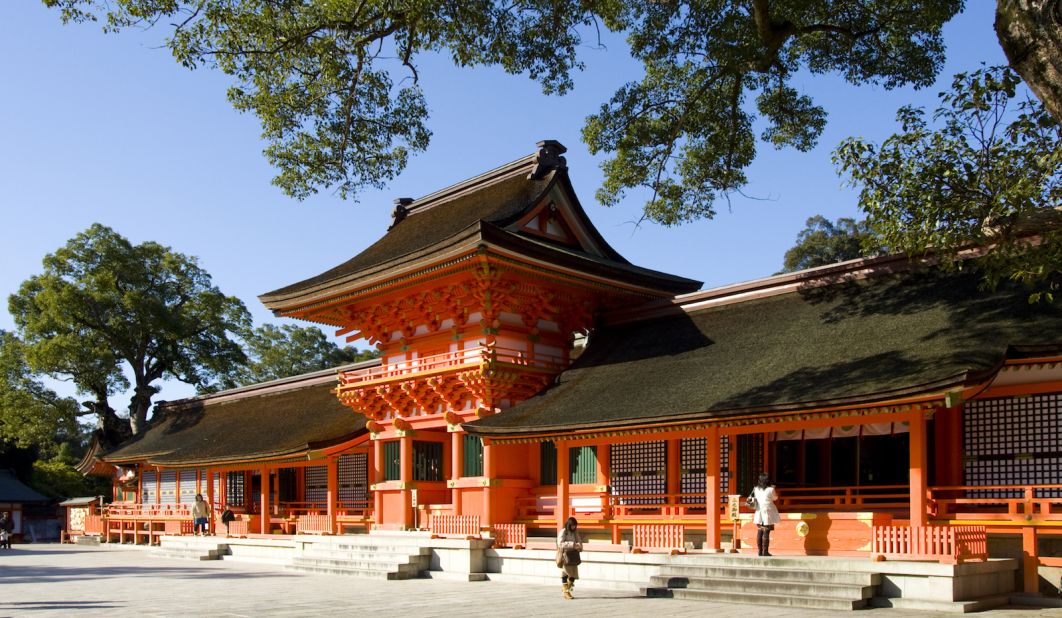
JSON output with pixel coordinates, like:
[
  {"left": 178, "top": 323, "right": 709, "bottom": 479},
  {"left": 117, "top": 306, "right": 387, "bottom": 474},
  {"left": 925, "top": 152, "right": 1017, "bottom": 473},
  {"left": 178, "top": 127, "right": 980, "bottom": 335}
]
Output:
[
  {"left": 451, "top": 431, "right": 464, "bottom": 515},
  {"left": 908, "top": 408, "right": 928, "bottom": 527},
  {"left": 373, "top": 440, "right": 384, "bottom": 529},
  {"left": 399, "top": 434, "right": 413, "bottom": 529},
  {"left": 1023, "top": 526, "right": 1039, "bottom": 593},
  {"left": 705, "top": 426, "right": 721, "bottom": 552},
  {"left": 326, "top": 456, "right": 338, "bottom": 534},
  {"left": 483, "top": 438, "right": 495, "bottom": 528},
  {"left": 933, "top": 405, "right": 963, "bottom": 486},
  {"left": 259, "top": 466, "right": 269, "bottom": 534},
  {"left": 556, "top": 441, "right": 570, "bottom": 530},
  {"left": 155, "top": 466, "right": 161, "bottom": 506},
  {"left": 206, "top": 468, "right": 215, "bottom": 534}
]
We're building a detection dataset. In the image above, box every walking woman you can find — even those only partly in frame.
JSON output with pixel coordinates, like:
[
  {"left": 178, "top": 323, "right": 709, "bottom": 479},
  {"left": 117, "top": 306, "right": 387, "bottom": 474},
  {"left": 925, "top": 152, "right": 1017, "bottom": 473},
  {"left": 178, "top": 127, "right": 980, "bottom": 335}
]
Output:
[
  {"left": 751, "top": 473, "right": 780, "bottom": 556},
  {"left": 556, "top": 517, "right": 583, "bottom": 599}
]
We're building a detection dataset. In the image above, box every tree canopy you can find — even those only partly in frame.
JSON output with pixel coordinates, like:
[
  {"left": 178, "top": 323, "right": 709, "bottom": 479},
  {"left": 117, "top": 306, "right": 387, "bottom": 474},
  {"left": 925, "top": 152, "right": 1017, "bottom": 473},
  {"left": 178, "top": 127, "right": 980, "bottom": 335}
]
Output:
[
  {"left": 8, "top": 224, "right": 251, "bottom": 440},
  {"left": 44, "top": 1, "right": 1061, "bottom": 226},
  {"left": 210, "top": 323, "right": 379, "bottom": 391},
  {"left": 835, "top": 66, "right": 1062, "bottom": 301},
  {"left": 0, "top": 330, "right": 81, "bottom": 457},
  {"left": 780, "top": 216, "right": 883, "bottom": 273}
]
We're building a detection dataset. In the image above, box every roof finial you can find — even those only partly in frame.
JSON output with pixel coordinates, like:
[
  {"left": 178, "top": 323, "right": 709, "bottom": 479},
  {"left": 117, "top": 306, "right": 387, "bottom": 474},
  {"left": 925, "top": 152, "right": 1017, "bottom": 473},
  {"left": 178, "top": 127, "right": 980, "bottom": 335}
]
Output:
[
  {"left": 528, "top": 140, "right": 567, "bottom": 180},
  {"left": 389, "top": 197, "right": 414, "bottom": 230}
]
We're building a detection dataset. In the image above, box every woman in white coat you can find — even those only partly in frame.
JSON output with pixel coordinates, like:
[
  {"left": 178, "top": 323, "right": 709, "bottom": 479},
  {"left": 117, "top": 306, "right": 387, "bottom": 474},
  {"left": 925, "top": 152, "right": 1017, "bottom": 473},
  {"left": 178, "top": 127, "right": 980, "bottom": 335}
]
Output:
[
  {"left": 751, "top": 473, "right": 780, "bottom": 556},
  {"left": 557, "top": 517, "right": 583, "bottom": 599}
]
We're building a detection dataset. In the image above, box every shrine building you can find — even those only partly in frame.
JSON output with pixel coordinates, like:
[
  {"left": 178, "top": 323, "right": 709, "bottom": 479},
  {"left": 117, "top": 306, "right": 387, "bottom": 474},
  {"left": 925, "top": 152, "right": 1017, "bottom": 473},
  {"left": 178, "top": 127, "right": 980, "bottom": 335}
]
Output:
[{"left": 86, "top": 141, "right": 1062, "bottom": 594}]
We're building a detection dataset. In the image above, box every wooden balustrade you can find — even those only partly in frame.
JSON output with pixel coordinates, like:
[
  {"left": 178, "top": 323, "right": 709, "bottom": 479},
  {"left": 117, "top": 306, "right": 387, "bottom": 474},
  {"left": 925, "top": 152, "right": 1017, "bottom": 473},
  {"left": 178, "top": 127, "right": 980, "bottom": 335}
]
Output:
[
  {"left": 930, "top": 484, "right": 1062, "bottom": 520},
  {"left": 872, "top": 525, "right": 987, "bottom": 564},
  {"left": 339, "top": 345, "right": 566, "bottom": 386},
  {"left": 632, "top": 524, "right": 686, "bottom": 554},
  {"left": 430, "top": 515, "right": 481, "bottom": 539},
  {"left": 492, "top": 523, "right": 527, "bottom": 549},
  {"left": 775, "top": 485, "right": 910, "bottom": 510},
  {"left": 83, "top": 515, "right": 104, "bottom": 536},
  {"left": 296, "top": 514, "right": 333, "bottom": 535}
]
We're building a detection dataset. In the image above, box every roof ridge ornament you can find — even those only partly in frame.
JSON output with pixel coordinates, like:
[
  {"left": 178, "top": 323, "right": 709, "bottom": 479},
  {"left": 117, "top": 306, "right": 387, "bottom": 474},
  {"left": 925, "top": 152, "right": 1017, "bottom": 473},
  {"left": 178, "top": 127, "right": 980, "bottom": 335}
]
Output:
[
  {"left": 389, "top": 197, "right": 414, "bottom": 230},
  {"left": 528, "top": 140, "right": 567, "bottom": 180}
]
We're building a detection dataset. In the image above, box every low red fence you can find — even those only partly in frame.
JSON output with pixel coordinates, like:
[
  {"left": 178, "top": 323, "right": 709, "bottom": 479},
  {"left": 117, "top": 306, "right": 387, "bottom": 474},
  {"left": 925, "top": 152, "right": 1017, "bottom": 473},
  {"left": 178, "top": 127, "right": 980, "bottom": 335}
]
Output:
[
  {"left": 430, "top": 515, "right": 481, "bottom": 539},
  {"left": 872, "top": 525, "right": 987, "bottom": 564},
  {"left": 492, "top": 523, "right": 527, "bottom": 549},
  {"left": 633, "top": 524, "right": 685, "bottom": 554},
  {"left": 296, "top": 514, "right": 333, "bottom": 535},
  {"left": 84, "top": 515, "right": 104, "bottom": 535}
]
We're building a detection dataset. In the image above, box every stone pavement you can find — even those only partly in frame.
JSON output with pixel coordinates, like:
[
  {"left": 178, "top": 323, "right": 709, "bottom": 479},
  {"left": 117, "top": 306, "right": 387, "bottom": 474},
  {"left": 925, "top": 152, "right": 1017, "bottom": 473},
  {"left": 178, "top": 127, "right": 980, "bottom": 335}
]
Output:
[{"left": 1, "top": 545, "right": 1062, "bottom": 618}]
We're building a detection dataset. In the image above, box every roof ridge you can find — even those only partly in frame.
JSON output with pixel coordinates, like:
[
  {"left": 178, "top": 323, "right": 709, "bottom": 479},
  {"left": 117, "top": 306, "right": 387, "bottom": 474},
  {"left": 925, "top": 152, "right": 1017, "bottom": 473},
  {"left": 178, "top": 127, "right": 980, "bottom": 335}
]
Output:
[{"left": 391, "top": 140, "right": 567, "bottom": 224}]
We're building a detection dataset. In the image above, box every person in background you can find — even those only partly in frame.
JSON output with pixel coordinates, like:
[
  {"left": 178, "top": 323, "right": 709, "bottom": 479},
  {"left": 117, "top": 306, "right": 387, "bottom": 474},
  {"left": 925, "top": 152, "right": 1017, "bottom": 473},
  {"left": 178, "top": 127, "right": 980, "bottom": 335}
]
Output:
[
  {"left": 220, "top": 504, "right": 235, "bottom": 536},
  {"left": 0, "top": 512, "right": 13, "bottom": 548},
  {"left": 751, "top": 473, "right": 780, "bottom": 556},
  {"left": 191, "top": 494, "right": 210, "bottom": 537},
  {"left": 556, "top": 516, "right": 583, "bottom": 600}
]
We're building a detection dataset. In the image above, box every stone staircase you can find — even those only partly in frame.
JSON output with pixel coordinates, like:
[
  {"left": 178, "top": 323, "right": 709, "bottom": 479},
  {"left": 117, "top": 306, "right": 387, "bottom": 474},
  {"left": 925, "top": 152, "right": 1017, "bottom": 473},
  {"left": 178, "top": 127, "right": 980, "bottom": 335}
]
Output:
[
  {"left": 286, "top": 534, "right": 431, "bottom": 580},
  {"left": 643, "top": 555, "right": 881, "bottom": 611},
  {"left": 151, "top": 536, "right": 229, "bottom": 561}
]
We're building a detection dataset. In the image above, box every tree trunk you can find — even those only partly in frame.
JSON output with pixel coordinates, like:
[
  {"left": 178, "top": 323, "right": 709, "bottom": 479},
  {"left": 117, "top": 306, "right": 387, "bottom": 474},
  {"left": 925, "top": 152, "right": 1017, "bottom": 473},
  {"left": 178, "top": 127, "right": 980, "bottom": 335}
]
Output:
[
  {"left": 128, "top": 383, "right": 158, "bottom": 436},
  {"left": 88, "top": 395, "right": 131, "bottom": 448},
  {"left": 996, "top": 0, "right": 1062, "bottom": 123}
]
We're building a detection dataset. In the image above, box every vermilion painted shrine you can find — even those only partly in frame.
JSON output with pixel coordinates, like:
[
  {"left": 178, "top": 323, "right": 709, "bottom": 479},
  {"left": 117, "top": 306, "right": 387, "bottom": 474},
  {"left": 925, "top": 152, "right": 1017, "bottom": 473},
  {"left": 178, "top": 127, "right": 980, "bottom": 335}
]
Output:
[{"left": 80, "top": 141, "right": 1062, "bottom": 593}]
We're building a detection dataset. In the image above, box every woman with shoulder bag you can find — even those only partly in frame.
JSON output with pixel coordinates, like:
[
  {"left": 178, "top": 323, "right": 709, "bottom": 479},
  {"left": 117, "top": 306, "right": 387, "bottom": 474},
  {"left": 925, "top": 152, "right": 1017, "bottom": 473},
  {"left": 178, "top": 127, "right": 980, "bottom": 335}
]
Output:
[
  {"left": 750, "top": 473, "right": 780, "bottom": 556},
  {"left": 556, "top": 517, "right": 583, "bottom": 600}
]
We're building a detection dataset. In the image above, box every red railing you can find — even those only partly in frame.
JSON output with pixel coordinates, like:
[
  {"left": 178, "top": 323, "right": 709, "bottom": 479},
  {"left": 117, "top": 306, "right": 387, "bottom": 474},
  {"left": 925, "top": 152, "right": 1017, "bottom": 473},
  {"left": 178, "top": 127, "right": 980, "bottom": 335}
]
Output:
[
  {"left": 296, "top": 514, "right": 333, "bottom": 535},
  {"left": 775, "top": 485, "right": 910, "bottom": 510},
  {"left": 339, "top": 345, "right": 566, "bottom": 386},
  {"left": 430, "top": 515, "right": 481, "bottom": 539},
  {"left": 633, "top": 524, "right": 686, "bottom": 554},
  {"left": 492, "top": 523, "right": 527, "bottom": 549},
  {"left": 84, "top": 515, "right": 104, "bottom": 535},
  {"left": 930, "top": 484, "right": 1062, "bottom": 520},
  {"left": 872, "top": 525, "right": 987, "bottom": 564}
]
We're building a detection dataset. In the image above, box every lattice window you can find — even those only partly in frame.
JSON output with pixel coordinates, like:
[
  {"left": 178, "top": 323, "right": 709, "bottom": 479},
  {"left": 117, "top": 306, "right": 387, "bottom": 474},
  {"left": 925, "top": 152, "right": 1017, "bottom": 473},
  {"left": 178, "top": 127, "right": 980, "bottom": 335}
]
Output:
[
  {"left": 569, "top": 446, "right": 597, "bottom": 484},
  {"left": 540, "top": 442, "right": 557, "bottom": 485},
  {"left": 463, "top": 434, "right": 484, "bottom": 477},
  {"left": 676, "top": 436, "right": 731, "bottom": 505},
  {"left": 383, "top": 441, "right": 401, "bottom": 481},
  {"left": 338, "top": 453, "right": 369, "bottom": 506},
  {"left": 177, "top": 470, "right": 197, "bottom": 503},
  {"left": 304, "top": 466, "right": 327, "bottom": 504},
  {"left": 142, "top": 471, "right": 157, "bottom": 504},
  {"left": 965, "top": 393, "right": 1062, "bottom": 498},
  {"left": 159, "top": 470, "right": 177, "bottom": 505},
  {"left": 414, "top": 441, "right": 443, "bottom": 482},
  {"left": 736, "top": 434, "right": 765, "bottom": 497},
  {"left": 226, "top": 472, "right": 245, "bottom": 507},
  {"left": 611, "top": 441, "right": 666, "bottom": 504}
]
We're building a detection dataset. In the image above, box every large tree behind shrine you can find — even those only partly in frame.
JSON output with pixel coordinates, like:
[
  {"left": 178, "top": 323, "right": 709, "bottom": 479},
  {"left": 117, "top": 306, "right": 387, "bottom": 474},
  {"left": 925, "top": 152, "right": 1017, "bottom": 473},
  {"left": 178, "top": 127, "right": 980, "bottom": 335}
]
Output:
[
  {"left": 43, "top": 1, "right": 1061, "bottom": 222},
  {"left": 208, "top": 323, "right": 380, "bottom": 392},
  {"left": 8, "top": 224, "right": 251, "bottom": 443}
]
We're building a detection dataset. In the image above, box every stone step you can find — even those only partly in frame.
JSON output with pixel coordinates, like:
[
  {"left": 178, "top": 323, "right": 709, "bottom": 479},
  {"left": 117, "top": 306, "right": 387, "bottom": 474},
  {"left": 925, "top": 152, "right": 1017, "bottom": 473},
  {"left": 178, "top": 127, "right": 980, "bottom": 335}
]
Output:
[
  {"left": 290, "top": 556, "right": 426, "bottom": 574},
  {"left": 658, "top": 564, "right": 880, "bottom": 586},
  {"left": 649, "top": 575, "right": 875, "bottom": 600},
  {"left": 300, "top": 546, "right": 431, "bottom": 558},
  {"left": 151, "top": 548, "right": 224, "bottom": 561},
  {"left": 644, "top": 587, "right": 867, "bottom": 611},
  {"left": 284, "top": 563, "right": 423, "bottom": 580}
]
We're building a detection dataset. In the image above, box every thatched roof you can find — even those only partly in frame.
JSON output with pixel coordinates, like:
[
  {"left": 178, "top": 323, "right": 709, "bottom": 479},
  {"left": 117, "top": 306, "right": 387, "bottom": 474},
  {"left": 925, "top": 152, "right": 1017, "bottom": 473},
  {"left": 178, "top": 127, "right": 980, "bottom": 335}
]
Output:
[{"left": 466, "top": 260, "right": 1062, "bottom": 437}]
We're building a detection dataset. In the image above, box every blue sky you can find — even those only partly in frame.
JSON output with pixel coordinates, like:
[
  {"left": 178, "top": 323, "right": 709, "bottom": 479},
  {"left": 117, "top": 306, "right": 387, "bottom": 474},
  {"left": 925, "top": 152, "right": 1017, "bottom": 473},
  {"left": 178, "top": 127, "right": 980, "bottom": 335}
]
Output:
[{"left": 0, "top": 2, "right": 1008, "bottom": 406}]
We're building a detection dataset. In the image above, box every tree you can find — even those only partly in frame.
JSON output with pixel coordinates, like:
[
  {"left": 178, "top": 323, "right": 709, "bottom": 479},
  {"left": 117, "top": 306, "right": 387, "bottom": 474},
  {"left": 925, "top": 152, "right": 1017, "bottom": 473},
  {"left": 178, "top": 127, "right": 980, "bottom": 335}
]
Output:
[
  {"left": 210, "top": 323, "right": 380, "bottom": 391},
  {"left": 0, "top": 330, "right": 81, "bottom": 457},
  {"left": 9, "top": 224, "right": 251, "bottom": 440},
  {"left": 780, "top": 216, "right": 883, "bottom": 273},
  {"left": 43, "top": 1, "right": 1062, "bottom": 225},
  {"left": 834, "top": 66, "right": 1062, "bottom": 301}
]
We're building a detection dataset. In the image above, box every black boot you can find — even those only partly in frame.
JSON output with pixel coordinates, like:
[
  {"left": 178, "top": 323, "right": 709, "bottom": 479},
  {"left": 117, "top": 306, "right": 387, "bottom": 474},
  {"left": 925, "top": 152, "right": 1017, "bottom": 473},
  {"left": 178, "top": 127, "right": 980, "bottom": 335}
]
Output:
[
  {"left": 762, "top": 533, "right": 771, "bottom": 557},
  {"left": 756, "top": 528, "right": 764, "bottom": 556}
]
